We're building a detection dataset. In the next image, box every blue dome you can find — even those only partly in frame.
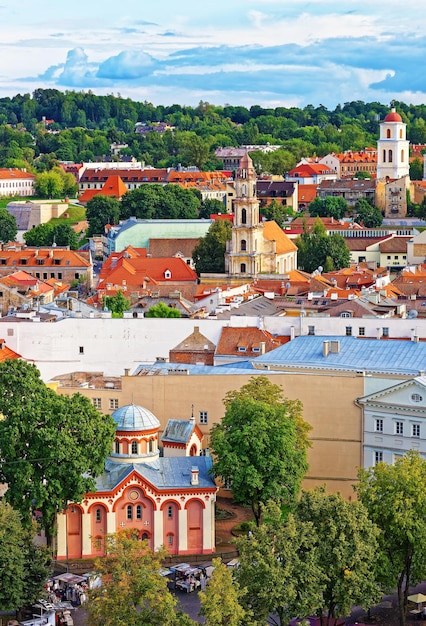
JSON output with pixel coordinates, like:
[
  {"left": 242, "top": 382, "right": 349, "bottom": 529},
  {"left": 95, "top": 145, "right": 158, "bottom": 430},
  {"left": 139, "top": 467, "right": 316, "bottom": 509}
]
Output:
[{"left": 112, "top": 404, "right": 160, "bottom": 431}]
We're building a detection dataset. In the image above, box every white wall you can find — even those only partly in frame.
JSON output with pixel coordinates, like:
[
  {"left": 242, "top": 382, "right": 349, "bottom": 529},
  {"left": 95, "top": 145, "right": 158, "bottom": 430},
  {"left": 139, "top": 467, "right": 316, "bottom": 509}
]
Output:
[{"left": 4, "top": 313, "right": 426, "bottom": 382}]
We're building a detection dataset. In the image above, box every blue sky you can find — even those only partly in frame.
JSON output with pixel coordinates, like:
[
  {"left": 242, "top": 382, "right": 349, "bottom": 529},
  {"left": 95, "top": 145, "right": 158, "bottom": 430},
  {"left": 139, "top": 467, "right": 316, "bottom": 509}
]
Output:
[{"left": 1, "top": 0, "right": 425, "bottom": 110}]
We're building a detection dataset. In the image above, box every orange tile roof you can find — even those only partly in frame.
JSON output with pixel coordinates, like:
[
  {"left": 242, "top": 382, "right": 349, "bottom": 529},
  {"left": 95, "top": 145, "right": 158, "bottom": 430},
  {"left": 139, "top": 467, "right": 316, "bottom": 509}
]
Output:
[
  {"left": 98, "top": 255, "right": 198, "bottom": 291},
  {"left": 0, "top": 248, "right": 91, "bottom": 269},
  {"left": 0, "top": 340, "right": 21, "bottom": 362},
  {"left": 216, "top": 326, "right": 283, "bottom": 357},
  {"left": 298, "top": 184, "right": 318, "bottom": 203},
  {"left": 0, "top": 168, "right": 35, "bottom": 180},
  {"left": 263, "top": 221, "right": 297, "bottom": 254}
]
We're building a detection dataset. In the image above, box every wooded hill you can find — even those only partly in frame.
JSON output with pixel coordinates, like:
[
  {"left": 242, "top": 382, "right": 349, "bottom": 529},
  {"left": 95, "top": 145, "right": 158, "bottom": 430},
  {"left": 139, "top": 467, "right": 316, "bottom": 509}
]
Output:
[{"left": 1, "top": 89, "right": 426, "bottom": 172}]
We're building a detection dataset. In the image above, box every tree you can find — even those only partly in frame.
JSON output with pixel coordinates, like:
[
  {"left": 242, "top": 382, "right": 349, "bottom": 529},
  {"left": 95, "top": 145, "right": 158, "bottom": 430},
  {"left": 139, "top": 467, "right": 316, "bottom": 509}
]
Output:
[
  {"left": 410, "top": 157, "right": 424, "bottom": 181},
  {"left": 192, "top": 219, "right": 232, "bottom": 274},
  {"left": 210, "top": 377, "right": 311, "bottom": 526},
  {"left": 354, "top": 199, "right": 383, "bottom": 228},
  {"left": 23, "top": 222, "right": 53, "bottom": 246},
  {"left": 86, "top": 195, "right": 121, "bottom": 236},
  {"left": 52, "top": 223, "right": 80, "bottom": 248},
  {"left": 0, "top": 501, "right": 51, "bottom": 612},
  {"left": 355, "top": 451, "right": 426, "bottom": 626},
  {"left": 0, "top": 207, "right": 18, "bottom": 243},
  {"left": 120, "top": 184, "right": 200, "bottom": 221},
  {"left": 296, "top": 488, "right": 381, "bottom": 626},
  {"left": 144, "top": 302, "right": 182, "bottom": 318},
  {"left": 103, "top": 289, "right": 131, "bottom": 317},
  {"left": 0, "top": 360, "right": 116, "bottom": 547},
  {"left": 236, "top": 502, "right": 322, "bottom": 626},
  {"left": 295, "top": 218, "right": 350, "bottom": 273},
  {"left": 87, "top": 530, "right": 190, "bottom": 626},
  {"left": 309, "top": 196, "right": 348, "bottom": 220},
  {"left": 199, "top": 198, "right": 226, "bottom": 219},
  {"left": 262, "top": 199, "right": 292, "bottom": 228},
  {"left": 199, "top": 558, "right": 246, "bottom": 626},
  {"left": 34, "top": 170, "right": 65, "bottom": 198}
]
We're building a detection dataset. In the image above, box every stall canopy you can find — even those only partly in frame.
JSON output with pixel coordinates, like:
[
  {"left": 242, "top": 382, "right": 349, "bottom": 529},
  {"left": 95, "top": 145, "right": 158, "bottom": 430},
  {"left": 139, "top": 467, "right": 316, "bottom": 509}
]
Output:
[
  {"left": 53, "top": 573, "right": 86, "bottom": 586},
  {"left": 408, "top": 593, "right": 426, "bottom": 605}
]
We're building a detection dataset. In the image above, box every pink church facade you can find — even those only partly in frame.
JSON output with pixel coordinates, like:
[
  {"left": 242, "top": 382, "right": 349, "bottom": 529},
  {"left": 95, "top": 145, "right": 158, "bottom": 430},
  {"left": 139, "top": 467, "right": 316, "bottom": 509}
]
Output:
[{"left": 56, "top": 406, "right": 217, "bottom": 560}]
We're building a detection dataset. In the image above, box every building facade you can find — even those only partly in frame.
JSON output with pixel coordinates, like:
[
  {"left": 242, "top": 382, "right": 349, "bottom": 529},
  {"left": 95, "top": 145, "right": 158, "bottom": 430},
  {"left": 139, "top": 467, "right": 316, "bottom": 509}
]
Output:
[{"left": 56, "top": 405, "right": 217, "bottom": 560}]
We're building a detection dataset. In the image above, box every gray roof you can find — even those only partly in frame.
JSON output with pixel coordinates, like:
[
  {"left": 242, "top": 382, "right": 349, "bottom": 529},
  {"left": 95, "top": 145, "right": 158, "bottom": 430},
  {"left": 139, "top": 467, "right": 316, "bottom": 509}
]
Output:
[
  {"left": 162, "top": 419, "right": 195, "bottom": 444},
  {"left": 95, "top": 456, "right": 215, "bottom": 491},
  {"left": 252, "top": 335, "right": 426, "bottom": 375},
  {"left": 112, "top": 404, "right": 160, "bottom": 431}
]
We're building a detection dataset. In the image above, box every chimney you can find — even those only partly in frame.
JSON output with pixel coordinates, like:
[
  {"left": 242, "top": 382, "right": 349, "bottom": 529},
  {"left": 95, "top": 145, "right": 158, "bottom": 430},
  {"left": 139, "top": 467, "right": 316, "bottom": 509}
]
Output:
[
  {"left": 323, "top": 340, "right": 330, "bottom": 357},
  {"left": 191, "top": 466, "right": 199, "bottom": 486},
  {"left": 330, "top": 340, "right": 340, "bottom": 354},
  {"left": 260, "top": 341, "right": 266, "bottom": 354},
  {"left": 0, "top": 339, "right": 5, "bottom": 350},
  {"left": 124, "top": 368, "right": 130, "bottom": 376}
]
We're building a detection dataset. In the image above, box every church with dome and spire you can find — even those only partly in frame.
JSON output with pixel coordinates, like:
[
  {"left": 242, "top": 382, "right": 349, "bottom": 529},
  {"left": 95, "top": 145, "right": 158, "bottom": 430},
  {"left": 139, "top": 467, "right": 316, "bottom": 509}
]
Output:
[
  {"left": 56, "top": 404, "right": 217, "bottom": 560},
  {"left": 225, "top": 152, "right": 297, "bottom": 277}
]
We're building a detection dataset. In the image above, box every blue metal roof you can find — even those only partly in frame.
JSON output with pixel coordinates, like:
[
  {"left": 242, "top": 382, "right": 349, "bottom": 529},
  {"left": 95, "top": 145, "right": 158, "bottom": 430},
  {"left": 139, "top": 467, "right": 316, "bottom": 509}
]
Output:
[
  {"left": 112, "top": 404, "right": 160, "bottom": 431},
  {"left": 252, "top": 336, "right": 426, "bottom": 375},
  {"left": 162, "top": 419, "right": 194, "bottom": 444},
  {"left": 95, "top": 456, "right": 215, "bottom": 491}
]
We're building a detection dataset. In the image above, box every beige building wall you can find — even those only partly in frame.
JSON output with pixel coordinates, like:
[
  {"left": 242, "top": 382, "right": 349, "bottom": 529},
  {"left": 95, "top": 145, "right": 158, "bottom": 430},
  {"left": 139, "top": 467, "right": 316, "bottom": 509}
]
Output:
[{"left": 57, "top": 370, "right": 365, "bottom": 500}]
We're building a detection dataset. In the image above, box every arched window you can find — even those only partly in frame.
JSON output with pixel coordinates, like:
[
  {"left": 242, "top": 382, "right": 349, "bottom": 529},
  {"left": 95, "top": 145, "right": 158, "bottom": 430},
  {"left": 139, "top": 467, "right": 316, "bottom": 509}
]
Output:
[
  {"left": 383, "top": 149, "right": 386, "bottom": 163},
  {"left": 131, "top": 441, "right": 138, "bottom": 454},
  {"left": 387, "top": 129, "right": 391, "bottom": 139},
  {"left": 136, "top": 505, "right": 142, "bottom": 520},
  {"left": 400, "top": 129, "right": 403, "bottom": 139},
  {"left": 95, "top": 508, "right": 102, "bottom": 522},
  {"left": 240, "top": 263, "right": 246, "bottom": 273},
  {"left": 241, "top": 208, "right": 247, "bottom": 224},
  {"left": 401, "top": 149, "right": 405, "bottom": 162},
  {"left": 115, "top": 440, "right": 120, "bottom": 454},
  {"left": 167, "top": 533, "right": 173, "bottom": 546},
  {"left": 127, "top": 505, "right": 133, "bottom": 520},
  {"left": 142, "top": 533, "right": 148, "bottom": 541},
  {"left": 241, "top": 183, "right": 247, "bottom": 196},
  {"left": 388, "top": 149, "right": 393, "bottom": 163},
  {"left": 148, "top": 439, "right": 153, "bottom": 452},
  {"left": 241, "top": 239, "right": 247, "bottom": 251},
  {"left": 168, "top": 505, "right": 173, "bottom": 519}
]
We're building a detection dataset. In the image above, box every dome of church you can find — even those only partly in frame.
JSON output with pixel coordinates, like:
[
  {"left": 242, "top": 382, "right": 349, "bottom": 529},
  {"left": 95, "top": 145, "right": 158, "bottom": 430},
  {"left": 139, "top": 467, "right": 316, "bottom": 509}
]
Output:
[
  {"left": 112, "top": 404, "right": 160, "bottom": 431},
  {"left": 384, "top": 110, "right": 402, "bottom": 123}
]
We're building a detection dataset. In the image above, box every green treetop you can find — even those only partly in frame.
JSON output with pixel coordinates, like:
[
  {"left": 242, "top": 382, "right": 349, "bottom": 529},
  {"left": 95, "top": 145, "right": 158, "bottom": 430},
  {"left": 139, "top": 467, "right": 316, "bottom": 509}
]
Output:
[
  {"left": 192, "top": 219, "right": 232, "bottom": 274},
  {"left": 210, "top": 376, "right": 311, "bottom": 526},
  {"left": 0, "top": 360, "right": 116, "bottom": 548},
  {"left": 87, "top": 531, "right": 192, "bottom": 626},
  {"left": 0, "top": 207, "right": 17, "bottom": 243},
  {"left": 199, "top": 558, "right": 246, "bottom": 626},
  {"left": 356, "top": 451, "right": 426, "bottom": 626},
  {"left": 296, "top": 488, "right": 381, "bottom": 626}
]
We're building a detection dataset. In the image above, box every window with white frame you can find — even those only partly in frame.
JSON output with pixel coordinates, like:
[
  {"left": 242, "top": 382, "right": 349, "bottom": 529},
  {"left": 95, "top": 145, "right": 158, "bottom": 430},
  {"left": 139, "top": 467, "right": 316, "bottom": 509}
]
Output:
[
  {"left": 359, "top": 327, "right": 365, "bottom": 336},
  {"left": 395, "top": 421, "right": 404, "bottom": 435},
  {"left": 131, "top": 441, "right": 138, "bottom": 454},
  {"left": 92, "top": 398, "right": 102, "bottom": 409},
  {"left": 345, "top": 326, "right": 352, "bottom": 336},
  {"left": 382, "top": 327, "right": 389, "bottom": 337},
  {"left": 167, "top": 505, "right": 173, "bottom": 519},
  {"left": 374, "top": 450, "right": 383, "bottom": 465},
  {"left": 199, "top": 411, "right": 208, "bottom": 424},
  {"left": 375, "top": 418, "right": 383, "bottom": 433},
  {"left": 412, "top": 423, "right": 421, "bottom": 438},
  {"left": 109, "top": 398, "right": 119, "bottom": 410},
  {"left": 95, "top": 508, "right": 102, "bottom": 522}
]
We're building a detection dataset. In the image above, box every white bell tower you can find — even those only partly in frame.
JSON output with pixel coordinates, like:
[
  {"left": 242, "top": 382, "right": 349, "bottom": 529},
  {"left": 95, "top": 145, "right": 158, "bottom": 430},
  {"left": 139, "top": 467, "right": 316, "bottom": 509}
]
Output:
[{"left": 376, "top": 108, "right": 409, "bottom": 180}]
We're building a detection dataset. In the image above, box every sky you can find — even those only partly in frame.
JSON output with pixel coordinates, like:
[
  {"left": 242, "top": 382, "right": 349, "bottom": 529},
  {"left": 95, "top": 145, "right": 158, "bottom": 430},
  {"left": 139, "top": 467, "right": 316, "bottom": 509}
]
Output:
[{"left": 1, "top": 0, "right": 425, "bottom": 111}]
